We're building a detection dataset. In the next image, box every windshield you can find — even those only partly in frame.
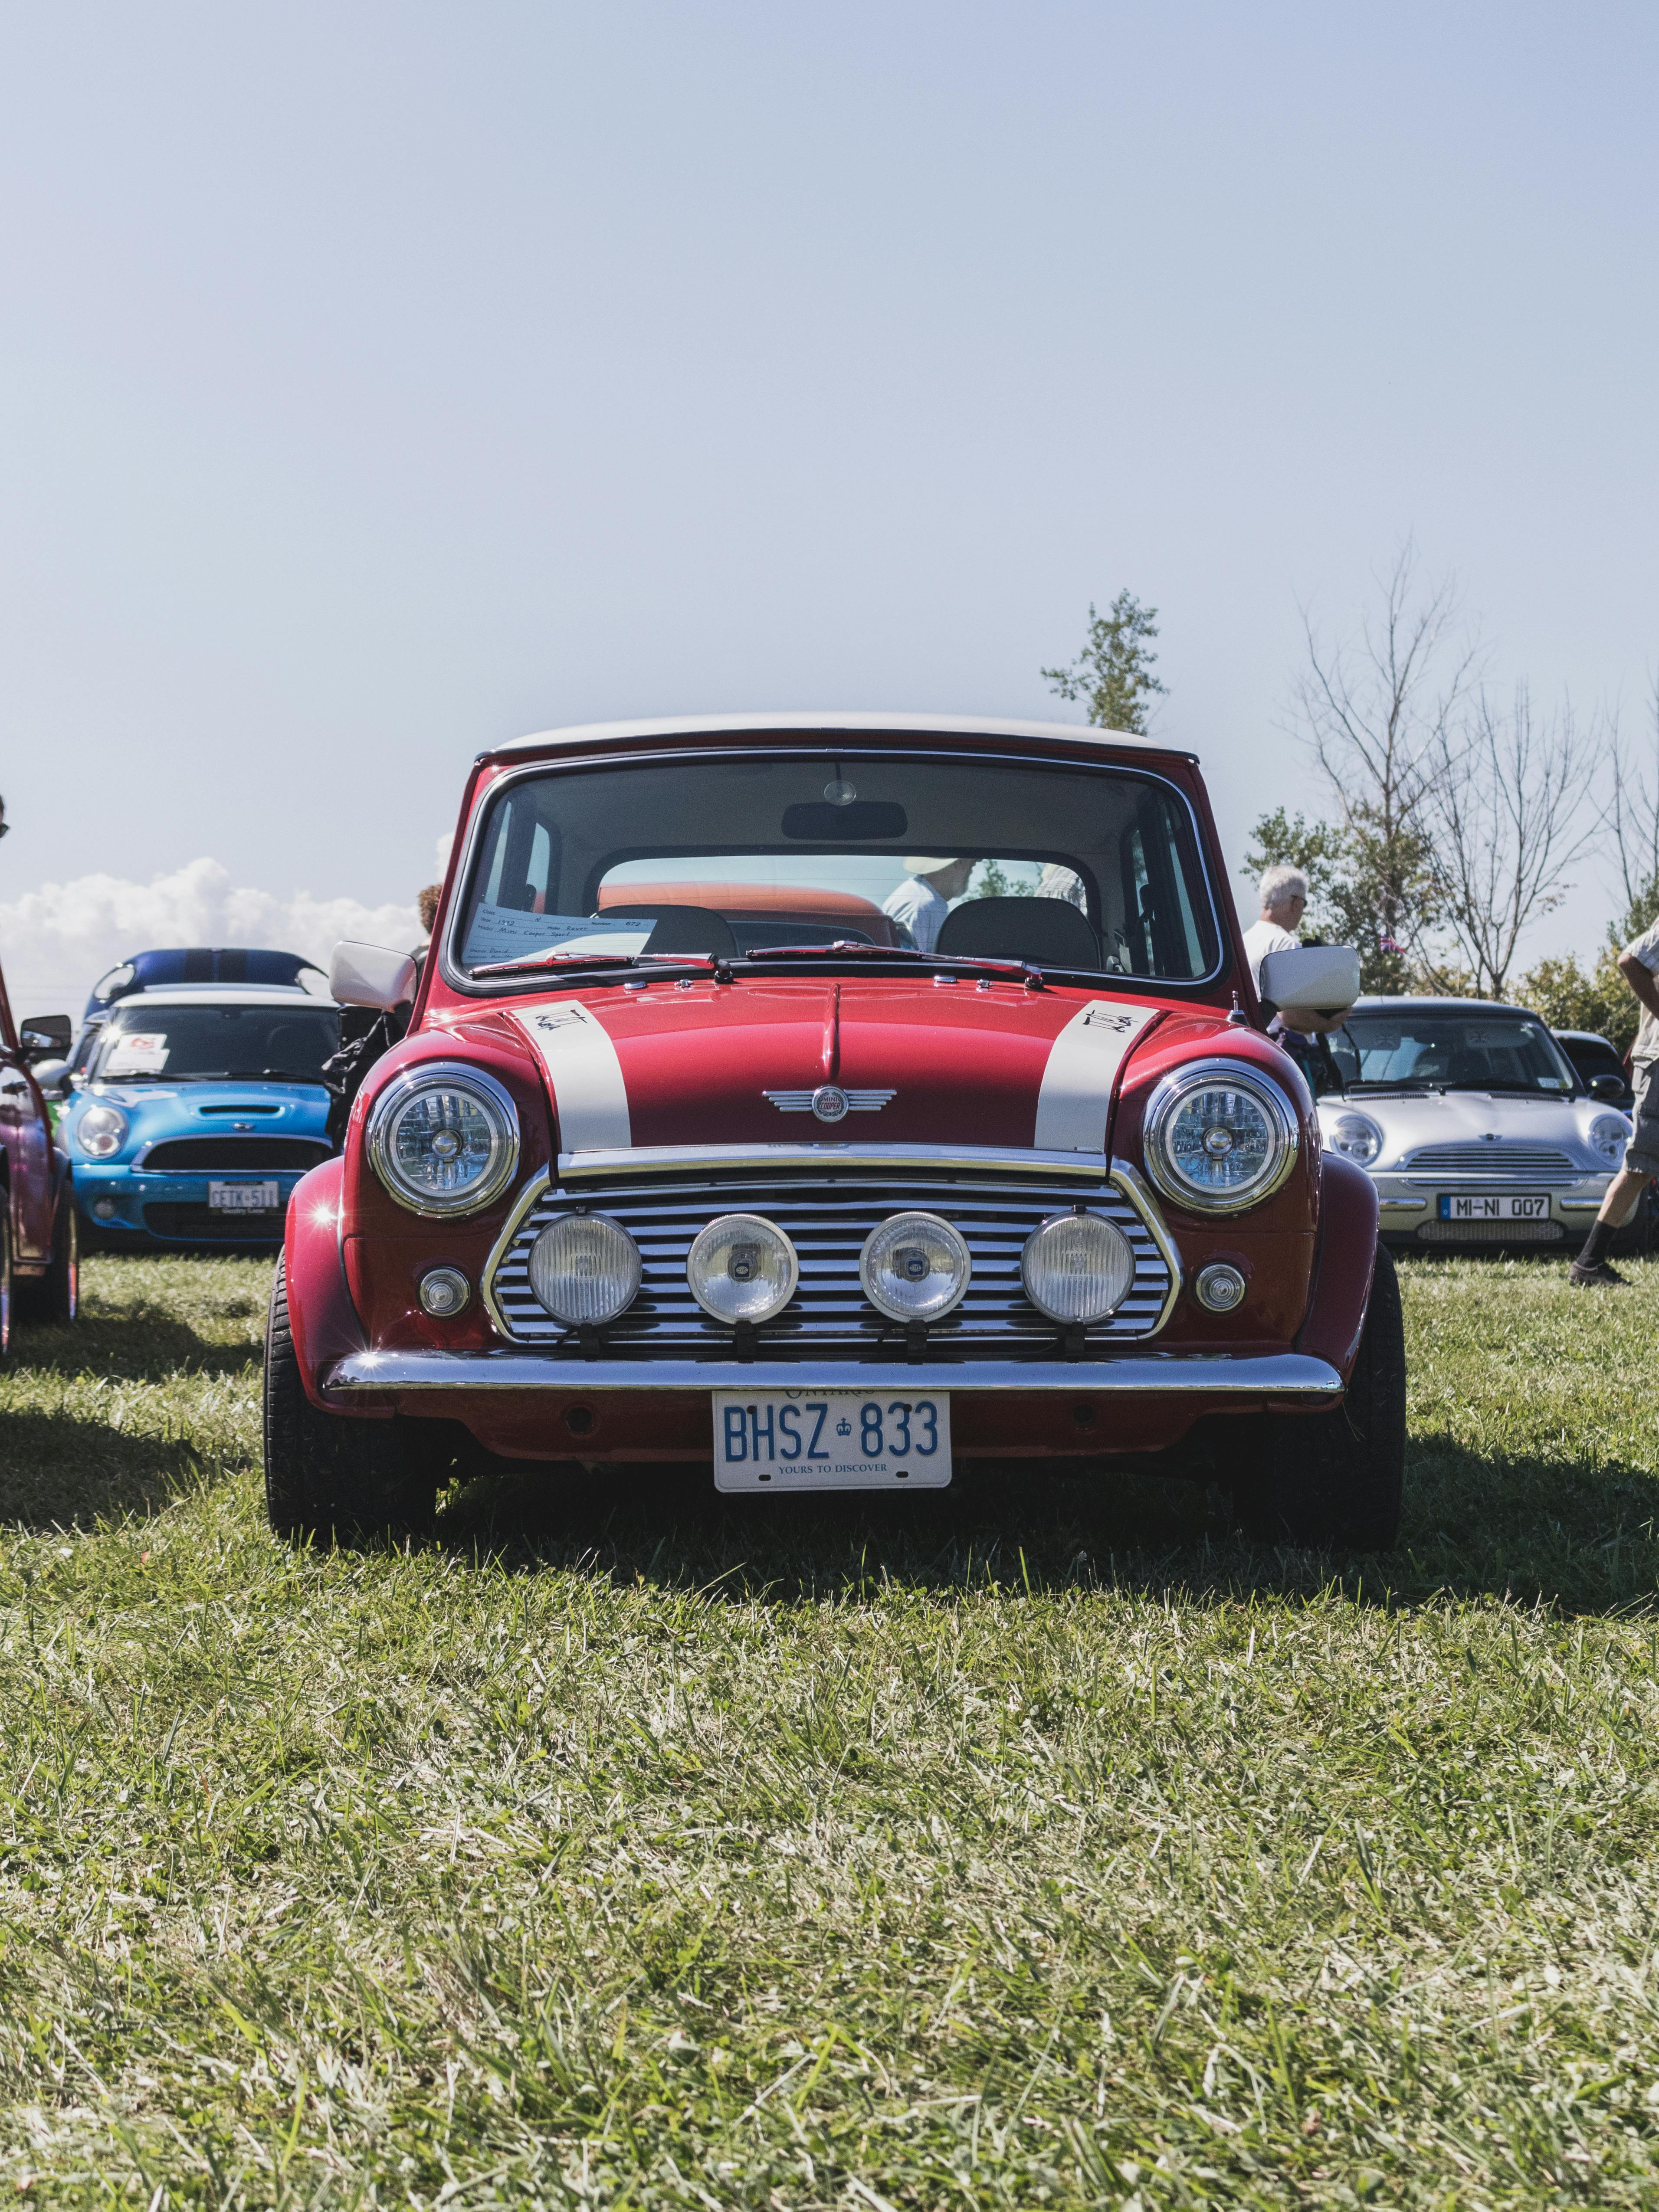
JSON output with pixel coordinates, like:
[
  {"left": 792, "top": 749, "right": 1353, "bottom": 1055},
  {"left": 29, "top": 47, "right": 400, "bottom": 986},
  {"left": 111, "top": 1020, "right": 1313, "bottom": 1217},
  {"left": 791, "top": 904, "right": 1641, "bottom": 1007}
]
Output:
[
  {"left": 1328, "top": 1010, "right": 1581, "bottom": 1095},
  {"left": 452, "top": 754, "right": 1222, "bottom": 983},
  {"left": 89, "top": 1001, "right": 340, "bottom": 1083}
]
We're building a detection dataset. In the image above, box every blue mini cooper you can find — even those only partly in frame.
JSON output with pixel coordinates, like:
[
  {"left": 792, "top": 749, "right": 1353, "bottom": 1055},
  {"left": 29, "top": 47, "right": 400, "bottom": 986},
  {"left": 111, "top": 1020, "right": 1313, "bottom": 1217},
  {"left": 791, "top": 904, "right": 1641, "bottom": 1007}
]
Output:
[{"left": 62, "top": 985, "right": 340, "bottom": 1248}]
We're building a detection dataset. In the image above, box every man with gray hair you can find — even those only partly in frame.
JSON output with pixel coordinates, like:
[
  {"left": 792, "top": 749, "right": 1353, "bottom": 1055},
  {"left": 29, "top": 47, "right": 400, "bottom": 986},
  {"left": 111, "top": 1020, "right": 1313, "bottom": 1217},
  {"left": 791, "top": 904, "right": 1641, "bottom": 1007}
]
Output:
[{"left": 1241, "top": 863, "right": 1308, "bottom": 996}]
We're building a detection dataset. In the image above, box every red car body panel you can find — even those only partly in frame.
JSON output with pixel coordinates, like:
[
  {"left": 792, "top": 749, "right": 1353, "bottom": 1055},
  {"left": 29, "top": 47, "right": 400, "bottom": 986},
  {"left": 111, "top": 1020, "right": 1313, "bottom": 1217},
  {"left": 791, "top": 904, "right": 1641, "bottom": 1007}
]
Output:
[
  {"left": 0, "top": 960, "right": 66, "bottom": 1272},
  {"left": 285, "top": 717, "right": 1378, "bottom": 1465}
]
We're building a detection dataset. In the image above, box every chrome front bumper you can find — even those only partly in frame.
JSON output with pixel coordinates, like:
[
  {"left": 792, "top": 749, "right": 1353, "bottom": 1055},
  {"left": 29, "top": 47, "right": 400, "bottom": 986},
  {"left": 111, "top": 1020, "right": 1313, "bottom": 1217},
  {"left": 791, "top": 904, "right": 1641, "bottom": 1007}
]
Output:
[{"left": 321, "top": 1350, "right": 1343, "bottom": 1397}]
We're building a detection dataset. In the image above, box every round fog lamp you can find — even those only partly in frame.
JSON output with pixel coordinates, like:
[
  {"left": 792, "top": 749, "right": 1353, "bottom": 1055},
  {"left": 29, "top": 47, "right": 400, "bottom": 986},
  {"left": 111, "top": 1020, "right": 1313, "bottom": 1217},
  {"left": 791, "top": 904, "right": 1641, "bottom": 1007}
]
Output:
[
  {"left": 92, "top": 1197, "right": 118, "bottom": 1221},
  {"left": 1194, "top": 1262, "right": 1247, "bottom": 1314},
  {"left": 418, "top": 1266, "right": 471, "bottom": 1317},
  {"left": 528, "top": 1214, "right": 641, "bottom": 1326},
  {"left": 861, "top": 1211, "right": 971, "bottom": 1324},
  {"left": 686, "top": 1213, "right": 798, "bottom": 1325},
  {"left": 1021, "top": 1210, "right": 1135, "bottom": 1325}
]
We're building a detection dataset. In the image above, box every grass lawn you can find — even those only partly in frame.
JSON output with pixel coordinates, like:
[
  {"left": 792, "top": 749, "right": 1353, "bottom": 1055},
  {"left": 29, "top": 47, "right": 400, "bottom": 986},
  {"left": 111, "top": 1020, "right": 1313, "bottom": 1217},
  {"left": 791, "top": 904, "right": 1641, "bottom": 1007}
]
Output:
[{"left": 2, "top": 1252, "right": 1659, "bottom": 2207}]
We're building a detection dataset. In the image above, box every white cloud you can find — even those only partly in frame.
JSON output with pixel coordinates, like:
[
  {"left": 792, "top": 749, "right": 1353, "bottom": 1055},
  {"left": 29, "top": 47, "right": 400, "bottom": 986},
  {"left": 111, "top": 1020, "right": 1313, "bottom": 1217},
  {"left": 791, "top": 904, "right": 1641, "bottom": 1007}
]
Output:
[{"left": 0, "top": 858, "right": 421, "bottom": 1018}]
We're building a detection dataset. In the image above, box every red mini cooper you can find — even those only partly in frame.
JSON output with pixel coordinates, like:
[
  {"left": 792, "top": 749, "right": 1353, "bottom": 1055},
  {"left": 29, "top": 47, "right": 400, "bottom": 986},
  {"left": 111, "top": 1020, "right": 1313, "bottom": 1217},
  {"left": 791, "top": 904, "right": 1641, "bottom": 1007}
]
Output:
[{"left": 265, "top": 714, "right": 1402, "bottom": 1547}]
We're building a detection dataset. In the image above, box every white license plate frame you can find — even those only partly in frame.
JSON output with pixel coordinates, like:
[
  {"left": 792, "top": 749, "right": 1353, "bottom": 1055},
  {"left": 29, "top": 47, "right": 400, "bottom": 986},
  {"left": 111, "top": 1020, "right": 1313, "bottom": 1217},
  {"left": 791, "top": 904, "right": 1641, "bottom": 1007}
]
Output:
[
  {"left": 1437, "top": 1191, "right": 1550, "bottom": 1221},
  {"left": 712, "top": 1389, "right": 951, "bottom": 1492},
  {"left": 208, "top": 1179, "right": 282, "bottom": 1213}
]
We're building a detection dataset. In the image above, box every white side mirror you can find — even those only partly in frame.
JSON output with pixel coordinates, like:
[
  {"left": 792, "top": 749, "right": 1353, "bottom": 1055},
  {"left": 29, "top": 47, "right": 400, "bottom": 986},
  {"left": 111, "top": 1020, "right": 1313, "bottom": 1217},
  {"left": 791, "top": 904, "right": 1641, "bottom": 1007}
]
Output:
[
  {"left": 1259, "top": 944, "right": 1361, "bottom": 1012},
  {"left": 330, "top": 940, "right": 418, "bottom": 1012}
]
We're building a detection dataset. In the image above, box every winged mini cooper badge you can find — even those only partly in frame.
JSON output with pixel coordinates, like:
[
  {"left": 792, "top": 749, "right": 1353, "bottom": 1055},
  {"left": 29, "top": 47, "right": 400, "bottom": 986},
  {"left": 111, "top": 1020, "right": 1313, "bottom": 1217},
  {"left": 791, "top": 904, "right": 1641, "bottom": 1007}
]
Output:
[{"left": 762, "top": 1085, "right": 896, "bottom": 1124}]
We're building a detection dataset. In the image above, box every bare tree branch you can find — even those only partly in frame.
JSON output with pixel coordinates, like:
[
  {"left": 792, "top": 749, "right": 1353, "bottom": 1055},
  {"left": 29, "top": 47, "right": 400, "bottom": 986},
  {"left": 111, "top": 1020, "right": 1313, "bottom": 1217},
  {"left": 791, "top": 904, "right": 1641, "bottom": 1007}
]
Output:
[
  {"left": 1285, "top": 540, "right": 1481, "bottom": 964},
  {"left": 1419, "top": 685, "right": 1599, "bottom": 999},
  {"left": 1601, "top": 682, "right": 1659, "bottom": 919}
]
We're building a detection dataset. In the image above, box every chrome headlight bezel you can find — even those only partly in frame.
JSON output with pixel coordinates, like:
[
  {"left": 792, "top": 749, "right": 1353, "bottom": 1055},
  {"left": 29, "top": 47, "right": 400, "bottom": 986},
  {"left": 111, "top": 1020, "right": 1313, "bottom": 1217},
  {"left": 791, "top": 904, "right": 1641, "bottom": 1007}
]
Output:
[
  {"left": 1588, "top": 1112, "right": 1631, "bottom": 1168},
  {"left": 75, "top": 1101, "right": 130, "bottom": 1159},
  {"left": 1141, "top": 1058, "right": 1300, "bottom": 1215},
  {"left": 365, "top": 1061, "right": 521, "bottom": 1218},
  {"left": 528, "top": 1213, "right": 642, "bottom": 1325},
  {"left": 686, "top": 1212, "right": 800, "bottom": 1325},
  {"left": 1020, "top": 1209, "right": 1136, "bottom": 1325},
  {"left": 860, "top": 1210, "right": 973, "bottom": 1324},
  {"left": 1327, "top": 1110, "right": 1384, "bottom": 1166}
]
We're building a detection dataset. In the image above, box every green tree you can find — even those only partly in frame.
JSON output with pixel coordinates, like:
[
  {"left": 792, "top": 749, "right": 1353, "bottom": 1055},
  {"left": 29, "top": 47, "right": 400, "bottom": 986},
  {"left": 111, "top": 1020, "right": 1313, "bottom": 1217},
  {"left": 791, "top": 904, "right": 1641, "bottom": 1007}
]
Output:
[
  {"left": 1042, "top": 590, "right": 1167, "bottom": 734},
  {"left": 1515, "top": 950, "right": 1634, "bottom": 1050},
  {"left": 1240, "top": 807, "right": 1426, "bottom": 996},
  {"left": 970, "top": 858, "right": 1012, "bottom": 900}
]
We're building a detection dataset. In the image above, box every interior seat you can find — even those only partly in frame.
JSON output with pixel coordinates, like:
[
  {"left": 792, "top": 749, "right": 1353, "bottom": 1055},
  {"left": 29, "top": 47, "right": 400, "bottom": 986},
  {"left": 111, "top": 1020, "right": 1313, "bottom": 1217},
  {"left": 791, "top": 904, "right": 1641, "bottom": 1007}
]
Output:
[
  {"left": 600, "top": 903, "right": 739, "bottom": 955},
  {"left": 261, "top": 1024, "right": 318, "bottom": 1069},
  {"left": 933, "top": 896, "right": 1100, "bottom": 969}
]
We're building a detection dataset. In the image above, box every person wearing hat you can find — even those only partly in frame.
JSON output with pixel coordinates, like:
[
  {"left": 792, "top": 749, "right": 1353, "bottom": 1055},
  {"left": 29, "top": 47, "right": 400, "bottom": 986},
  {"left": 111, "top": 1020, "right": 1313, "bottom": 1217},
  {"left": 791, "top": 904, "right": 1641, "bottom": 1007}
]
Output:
[{"left": 882, "top": 857, "right": 974, "bottom": 953}]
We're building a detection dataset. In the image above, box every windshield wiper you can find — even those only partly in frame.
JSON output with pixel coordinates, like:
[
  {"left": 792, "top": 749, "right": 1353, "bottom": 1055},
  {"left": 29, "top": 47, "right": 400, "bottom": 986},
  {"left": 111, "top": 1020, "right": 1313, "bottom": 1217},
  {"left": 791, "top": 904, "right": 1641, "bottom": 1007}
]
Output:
[
  {"left": 735, "top": 944, "right": 1049, "bottom": 984},
  {"left": 1442, "top": 1080, "right": 1563, "bottom": 1095},
  {"left": 471, "top": 950, "right": 710, "bottom": 980},
  {"left": 219, "top": 1068, "right": 326, "bottom": 1083}
]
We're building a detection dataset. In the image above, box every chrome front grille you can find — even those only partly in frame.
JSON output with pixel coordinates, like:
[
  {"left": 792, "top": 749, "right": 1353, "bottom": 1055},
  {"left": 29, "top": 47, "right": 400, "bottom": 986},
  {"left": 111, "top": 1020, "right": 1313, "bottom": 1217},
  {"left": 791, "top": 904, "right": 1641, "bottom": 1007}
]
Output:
[
  {"left": 1403, "top": 1143, "right": 1581, "bottom": 1184},
  {"left": 485, "top": 1162, "right": 1175, "bottom": 1363}
]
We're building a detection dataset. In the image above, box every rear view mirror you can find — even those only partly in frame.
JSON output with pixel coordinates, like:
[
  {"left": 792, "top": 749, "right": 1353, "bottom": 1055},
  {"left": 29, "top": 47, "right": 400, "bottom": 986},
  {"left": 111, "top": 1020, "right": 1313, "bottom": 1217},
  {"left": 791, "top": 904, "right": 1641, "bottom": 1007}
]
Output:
[
  {"left": 782, "top": 800, "right": 908, "bottom": 841},
  {"left": 1590, "top": 1072, "right": 1627, "bottom": 1103},
  {"left": 19, "top": 1015, "right": 72, "bottom": 1061},
  {"left": 1258, "top": 944, "right": 1361, "bottom": 1013},
  {"left": 329, "top": 941, "right": 418, "bottom": 1012}
]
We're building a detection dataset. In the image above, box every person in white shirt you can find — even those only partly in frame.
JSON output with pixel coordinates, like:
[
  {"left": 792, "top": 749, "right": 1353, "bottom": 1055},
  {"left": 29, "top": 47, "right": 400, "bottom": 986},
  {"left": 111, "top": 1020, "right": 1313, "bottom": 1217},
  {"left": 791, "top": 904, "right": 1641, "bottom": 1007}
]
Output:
[
  {"left": 1241, "top": 865, "right": 1308, "bottom": 996},
  {"left": 882, "top": 857, "right": 974, "bottom": 953}
]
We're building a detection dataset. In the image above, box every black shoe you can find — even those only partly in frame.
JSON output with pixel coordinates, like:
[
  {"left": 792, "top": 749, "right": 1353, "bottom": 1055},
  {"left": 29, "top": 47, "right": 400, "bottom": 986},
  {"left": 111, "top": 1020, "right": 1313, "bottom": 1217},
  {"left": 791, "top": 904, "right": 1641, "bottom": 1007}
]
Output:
[{"left": 1569, "top": 1258, "right": 1628, "bottom": 1287}]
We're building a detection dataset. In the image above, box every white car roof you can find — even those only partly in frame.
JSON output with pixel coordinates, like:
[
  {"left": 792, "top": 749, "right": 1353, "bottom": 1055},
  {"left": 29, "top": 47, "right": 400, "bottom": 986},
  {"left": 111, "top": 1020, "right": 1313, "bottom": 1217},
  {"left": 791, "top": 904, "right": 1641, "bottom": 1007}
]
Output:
[
  {"left": 107, "top": 986, "right": 338, "bottom": 1010},
  {"left": 495, "top": 711, "right": 1186, "bottom": 758}
]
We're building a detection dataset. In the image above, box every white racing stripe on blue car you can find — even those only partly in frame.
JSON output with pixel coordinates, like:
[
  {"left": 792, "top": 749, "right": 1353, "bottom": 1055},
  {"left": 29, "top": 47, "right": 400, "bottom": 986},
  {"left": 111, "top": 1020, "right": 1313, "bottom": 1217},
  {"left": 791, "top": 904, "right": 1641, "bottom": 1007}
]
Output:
[
  {"left": 1034, "top": 1000, "right": 1161, "bottom": 1152},
  {"left": 511, "top": 1002, "right": 631, "bottom": 1150}
]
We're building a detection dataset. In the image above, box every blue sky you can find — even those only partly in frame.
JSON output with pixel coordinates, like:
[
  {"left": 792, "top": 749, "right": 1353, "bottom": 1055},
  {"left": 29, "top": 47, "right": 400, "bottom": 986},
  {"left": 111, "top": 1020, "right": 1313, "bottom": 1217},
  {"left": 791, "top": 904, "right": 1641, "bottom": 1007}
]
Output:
[{"left": 0, "top": 2, "right": 1654, "bottom": 1003}]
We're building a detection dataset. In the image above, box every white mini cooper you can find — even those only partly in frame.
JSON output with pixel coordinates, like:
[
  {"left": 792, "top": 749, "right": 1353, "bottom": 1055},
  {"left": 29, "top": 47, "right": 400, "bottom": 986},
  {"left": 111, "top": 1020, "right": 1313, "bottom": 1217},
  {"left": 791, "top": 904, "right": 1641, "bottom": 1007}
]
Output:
[{"left": 1318, "top": 997, "right": 1631, "bottom": 1253}]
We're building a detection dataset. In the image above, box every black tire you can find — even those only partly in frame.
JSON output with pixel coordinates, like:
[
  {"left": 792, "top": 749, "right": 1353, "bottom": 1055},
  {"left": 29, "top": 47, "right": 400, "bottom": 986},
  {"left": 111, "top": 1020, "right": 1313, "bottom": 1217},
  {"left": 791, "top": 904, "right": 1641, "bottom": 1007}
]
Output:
[
  {"left": 1233, "top": 1244, "right": 1406, "bottom": 1549},
  {"left": 263, "top": 1255, "right": 436, "bottom": 1543},
  {"left": 16, "top": 1191, "right": 78, "bottom": 1325}
]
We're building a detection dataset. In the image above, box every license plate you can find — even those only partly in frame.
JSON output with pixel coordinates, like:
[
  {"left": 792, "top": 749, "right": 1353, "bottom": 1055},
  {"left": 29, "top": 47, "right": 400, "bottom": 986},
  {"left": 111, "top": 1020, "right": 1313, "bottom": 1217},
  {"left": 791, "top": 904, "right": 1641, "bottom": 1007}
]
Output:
[
  {"left": 208, "top": 1180, "right": 281, "bottom": 1213},
  {"left": 712, "top": 1389, "right": 951, "bottom": 1492},
  {"left": 1438, "top": 1192, "right": 1550, "bottom": 1221}
]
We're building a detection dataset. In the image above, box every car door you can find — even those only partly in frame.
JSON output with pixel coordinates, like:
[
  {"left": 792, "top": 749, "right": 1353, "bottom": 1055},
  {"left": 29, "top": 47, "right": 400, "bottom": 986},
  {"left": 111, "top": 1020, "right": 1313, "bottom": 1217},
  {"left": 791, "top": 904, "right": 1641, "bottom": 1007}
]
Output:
[{"left": 0, "top": 973, "right": 54, "bottom": 1265}]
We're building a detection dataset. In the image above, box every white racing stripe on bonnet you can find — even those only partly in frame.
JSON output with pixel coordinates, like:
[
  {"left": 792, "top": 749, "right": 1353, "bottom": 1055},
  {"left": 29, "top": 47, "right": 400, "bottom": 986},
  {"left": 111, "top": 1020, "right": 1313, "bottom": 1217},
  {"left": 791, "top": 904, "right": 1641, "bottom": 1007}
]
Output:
[
  {"left": 1034, "top": 1001, "right": 1161, "bottom": 1152},
  {"left": 511, "top": 1002, "right": 631, "bottom": 1151}
]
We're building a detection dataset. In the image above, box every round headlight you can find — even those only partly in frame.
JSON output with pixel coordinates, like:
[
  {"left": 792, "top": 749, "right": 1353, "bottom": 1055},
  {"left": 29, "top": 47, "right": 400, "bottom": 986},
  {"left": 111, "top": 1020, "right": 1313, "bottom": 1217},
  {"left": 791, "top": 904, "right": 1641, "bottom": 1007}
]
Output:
[
  {"left": 861, "top": 1211, "right": 971, "bottom": 1324},
  {"left": 528, "top": 1215, "right": 641, "bottom": 1325},
  {"left": 686, "top": 1213, "right": 798, "bottom": 1324},
  {"left": 1589, "top": 1112, "right": 1630, "bottom": 1168},
  {"left": 1143, "top": 1061, "right": 1298, "bottom": 1214},
  {"left": 1021, "top": 1210, "right": 1135, "bottom": 1325},
  {"left": 75, "top": 1103, "right": 129, "bottom": 1159},
  {"left": 366, "top": 1063, "right": 519, "bottom": 1216},
  {"left": 1328, "top": 1112, "right": 1383, "bottom": 1165}
]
